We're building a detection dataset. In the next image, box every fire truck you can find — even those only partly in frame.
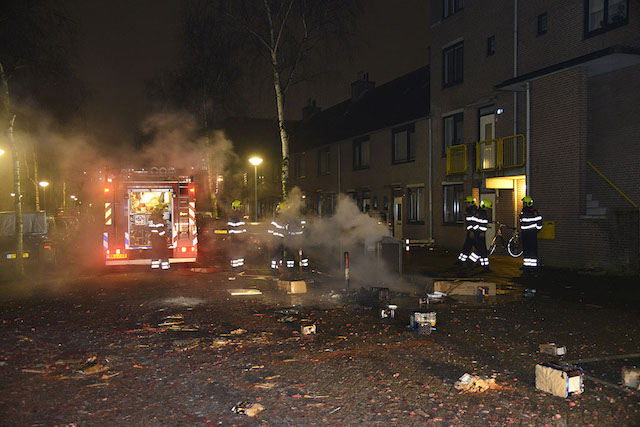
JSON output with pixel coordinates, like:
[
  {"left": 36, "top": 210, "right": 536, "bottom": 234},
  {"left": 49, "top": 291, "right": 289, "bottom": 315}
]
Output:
[{"left": 103, "top": 167, "right": 197, "bottom": 266}]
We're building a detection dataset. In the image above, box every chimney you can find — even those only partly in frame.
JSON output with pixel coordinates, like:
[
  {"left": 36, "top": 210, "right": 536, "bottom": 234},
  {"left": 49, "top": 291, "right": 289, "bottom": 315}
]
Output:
[
  {"left": 351, "top": 71, "right": 375, "bottom": 101},
  {"left": 302, "top": 98, "right": 321, "bottom": 120}
]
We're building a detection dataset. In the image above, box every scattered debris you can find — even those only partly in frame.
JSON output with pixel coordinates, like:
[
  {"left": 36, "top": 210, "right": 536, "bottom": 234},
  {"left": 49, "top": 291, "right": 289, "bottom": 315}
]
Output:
[
  {"left": 434, "top": 280, "right": 496, "bottom": 296},
  {"left": 535, "top": 362, "right": 583, "bottom": 398},
  {"left": 380, "top": 304, "right": 397, "bottom": 319},
  {"left": 454, "top": 373, "right": 497, "bottom": 393},
  {"left": 410, "top": 312, "right": 436, "bottom": 335},
  {"left": 173, "top": 338, "right": 200, "bottom": 352},
  {"left": 523, "top": 288, "right": 537, "bottom": 298},
  {"left": 228, "top": 288, "right": 262, "bottom": 296},
  {"left": 622, "top": 367, "right": 640, "bottom": 389},
  {"left": 230, "top": 328, "right": 247, "bottom": 335},
  {"left": 277, "top": 280, "right": 307, "bottom": 294},
  {"left": 301, "top": 324, "right": 317, "bottom": 335},
  {"left": 420, "top": 292, "right": 446, "bottom": 306},
  {"left": 76, "top": 357, "right": 109, "bottom": 375},
  {"left": 539, "top": 343, "right": 567, "bottom": 356},
  {"left": 159, "top": 297, "right": 204, "bottom": 307},
  {"left": 255, "top": 382, "right": 277, "bottom": 389},
  {"left": 232, "top": 402, "right": 264, "bottom": 417}
]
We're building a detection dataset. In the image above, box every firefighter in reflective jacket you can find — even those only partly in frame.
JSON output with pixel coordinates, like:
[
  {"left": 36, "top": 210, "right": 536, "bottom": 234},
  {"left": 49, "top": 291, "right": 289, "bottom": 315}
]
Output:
[
  {"left": 476, "top": 199, "right": 492, "bottom": 272},
  {"left": 520, "top": 196, "right": 543, "bottom": 271},
  {"left": 457, "top": 196, "right": 478, "bottom": 265},
  {"left": 149, "top": 205, "right": 170, "bottom": 270},
  {"left": 228, "top": 200, "right": 246, "bottom": 272},
  {"left": 268, "top": 202, "right": 308, "bottom": 272}
]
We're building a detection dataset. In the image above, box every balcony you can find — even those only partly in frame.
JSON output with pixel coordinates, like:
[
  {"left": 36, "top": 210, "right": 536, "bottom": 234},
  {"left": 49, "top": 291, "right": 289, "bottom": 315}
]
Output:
[
  {"left": 475, "top": 134, "right": 525, "bottom": 172},
  {"left": 446, "top": 145, "right": 467, "bottom": 175}
]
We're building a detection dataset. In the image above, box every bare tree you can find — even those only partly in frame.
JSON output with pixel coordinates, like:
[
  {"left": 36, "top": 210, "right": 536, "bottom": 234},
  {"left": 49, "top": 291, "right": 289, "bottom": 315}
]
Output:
[
  {"left": 0, "top": 64, "right": 24, "bottom": 275},
  {"left": 224, "top": 0, "right": 358, "bottom": 201},
  {"left": 147, "top": 1, "right": 243, "bottom": 217}
]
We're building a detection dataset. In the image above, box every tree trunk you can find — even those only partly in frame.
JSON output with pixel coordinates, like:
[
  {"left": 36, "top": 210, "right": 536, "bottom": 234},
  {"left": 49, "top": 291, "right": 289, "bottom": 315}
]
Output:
[
  {"left": 9, "top": 115, "right": 24, "bottom": 276},
  {"left": 33, "top": 149, "right": 40, "bottom": 211},
  {"left": 206, "top": 150, "right": 219, "bottom": 218},
  {"left": 1, "top": 63, "right": 24, "bottom": 276},
  {"left": 271, "top": 57, "right": 289, "bottom": 202}
]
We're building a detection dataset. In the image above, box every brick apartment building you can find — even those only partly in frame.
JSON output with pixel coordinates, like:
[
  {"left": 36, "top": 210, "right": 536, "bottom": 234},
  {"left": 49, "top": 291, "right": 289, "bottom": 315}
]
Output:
[
  {"left": 290, "top": 67, "right": 431, "bottom": 242},
  {"left": 430, "top": 0, "right": 640, "bottom": 271}
]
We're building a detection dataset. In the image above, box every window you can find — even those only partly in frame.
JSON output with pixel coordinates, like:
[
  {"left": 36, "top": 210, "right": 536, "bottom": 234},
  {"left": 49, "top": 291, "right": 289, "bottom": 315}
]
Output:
[
  {"left": 585, "top": 0, "right": 628, "bottom": 35},
  {"left": 487, "top": 36, "right": 496, "bottom": 56},
  {"left": 442, "top": 113, "right": 464, "bottom": 157},
  {"left": 443, "top": 184, "right": 464, "bottom": 224},
  {"left": 373, "top": 196, "right": 378, "bottom": 210},
  {"left": 443, "top": 0, "right": 464, "bottom": 18},
  {"left": 392, "top": 124, "right": 415, "bottom": 163},
  {"left": 353, "top": 136, "right": 370, "bottom": 170},
  {"left": 383, "top": 196, "right": 389, "bottom": 210},
  {"left": 442, "top": 42, "right": 464, "bottom": 87},
  {"left": 294, "top": 153, "right": 305, "bottom": 179},
  {"left": 408, "top": 187, "right": 424, "bottom": 222},
  {"left": 318, "top": 147, "right": 330, "bottom": 175},
  {"left": 537, "top": 13, "right": 548, "bottom": 35}
]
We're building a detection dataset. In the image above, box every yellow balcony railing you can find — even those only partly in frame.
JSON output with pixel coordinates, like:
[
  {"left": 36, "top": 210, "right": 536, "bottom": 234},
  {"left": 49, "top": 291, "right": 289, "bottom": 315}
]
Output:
[
  {"left": 472, "top": 134, "right": 526, "bottom": 172},
  {"left": 447, "top": 145, "right": 467, "bottom": 175},
  {"left": 476, "top": 139, "right": 499, "bottom": 171},
  {"left": 500, "top": 134, "right": 525, "bottom": 169}
]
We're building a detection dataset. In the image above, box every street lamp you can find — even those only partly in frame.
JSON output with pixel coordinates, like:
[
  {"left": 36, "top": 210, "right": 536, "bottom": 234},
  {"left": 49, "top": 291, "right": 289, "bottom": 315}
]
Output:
[
  {"left": 39, "top": 181, "right": 49, "bottom": 212},
  {"left": 248, "top": 157, "right": 263, "bottom": 221},
  {"left": 0, "top": 148, "right": 4, "bottom": 156}
]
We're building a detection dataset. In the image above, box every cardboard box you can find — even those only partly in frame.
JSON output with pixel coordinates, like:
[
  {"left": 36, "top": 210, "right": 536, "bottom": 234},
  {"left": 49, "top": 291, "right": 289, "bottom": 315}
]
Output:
[
  {"left": 535, "top": 363, "right": 583, "bottom": 398},
  {"left": 622, "top": 367, "right": 640, "bottom": 389},
  {"left": 434, "top": 281, "right": 496, "bottom": 296},
  {"left": 539, "top": 343, "right": 567, "bottom": 356},
  {"left": 276, "top": 280, "right": 307, "bottom": 294}
]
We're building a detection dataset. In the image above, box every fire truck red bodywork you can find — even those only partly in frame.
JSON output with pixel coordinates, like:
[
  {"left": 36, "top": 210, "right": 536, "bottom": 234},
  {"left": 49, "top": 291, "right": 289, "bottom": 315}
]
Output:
[{"left": 103, "top": 169, "right": 197, "bottom": 266}]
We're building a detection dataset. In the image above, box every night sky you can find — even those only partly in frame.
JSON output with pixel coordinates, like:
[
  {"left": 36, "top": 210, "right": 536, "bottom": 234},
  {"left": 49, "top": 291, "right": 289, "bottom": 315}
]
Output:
[{"left": 71, "top": 0, "right": 429, "bottom": 144}]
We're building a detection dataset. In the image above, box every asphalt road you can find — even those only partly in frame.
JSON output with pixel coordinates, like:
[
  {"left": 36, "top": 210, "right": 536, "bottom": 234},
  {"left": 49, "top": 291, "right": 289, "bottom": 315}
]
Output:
[{"left": 0, "top": 264, "right": 639, "bottom": 425}]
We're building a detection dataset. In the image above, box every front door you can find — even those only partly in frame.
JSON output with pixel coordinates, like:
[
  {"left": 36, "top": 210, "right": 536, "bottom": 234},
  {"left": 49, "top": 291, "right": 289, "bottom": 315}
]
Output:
[
  {"left": 393, "top": 197, "right": 403, "bottom": 239},
  {"left": 479, "top": 112, "right": 495, "bottom": 141}
]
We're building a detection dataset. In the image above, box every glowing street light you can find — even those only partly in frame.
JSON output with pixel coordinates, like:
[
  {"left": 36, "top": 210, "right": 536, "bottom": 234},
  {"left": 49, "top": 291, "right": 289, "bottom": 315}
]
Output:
[
  {"left": 0, "top": 148, "right": 4, "bottom": 156},
  {"left": 39, "top": 181, "right": 49, "bottom": 212},
  {"left": 248, "top": 157, "right": 263, "bottom": 221}
]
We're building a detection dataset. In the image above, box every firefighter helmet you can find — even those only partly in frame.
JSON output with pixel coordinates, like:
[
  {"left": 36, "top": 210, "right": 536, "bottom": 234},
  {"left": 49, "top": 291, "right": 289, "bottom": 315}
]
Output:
[
  {"left": 465, "top": 196, "right": 476, "bottom": 203},
  {"left": 481, "top": 199, "right": 493, "bottom": 209},
  {"left": 522, "top": 196, "right": 533, "bottom": 207},
  {"left": 231, "top": 200, "right": 243, "bottom": 211}
]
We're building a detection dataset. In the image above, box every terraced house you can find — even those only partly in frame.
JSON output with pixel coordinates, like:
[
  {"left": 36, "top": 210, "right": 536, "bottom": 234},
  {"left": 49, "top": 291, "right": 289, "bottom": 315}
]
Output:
[
  {"left": 290, "top": 67, "right": 432, "bottom": 243},
  {"left": 430, "top": 0, "right": 639, "bottom": 271}
]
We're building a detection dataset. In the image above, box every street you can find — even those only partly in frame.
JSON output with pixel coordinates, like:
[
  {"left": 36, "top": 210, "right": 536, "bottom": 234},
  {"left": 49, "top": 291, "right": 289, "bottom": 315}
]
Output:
[{"left": 1, "top": 254, "right": 639, "bottom": 426}]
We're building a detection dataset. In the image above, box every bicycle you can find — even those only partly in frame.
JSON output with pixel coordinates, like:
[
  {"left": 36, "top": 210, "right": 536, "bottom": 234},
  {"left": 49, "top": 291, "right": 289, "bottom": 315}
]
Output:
[{"left": 488, "top": 221, "right": 523, "bottom": 258}]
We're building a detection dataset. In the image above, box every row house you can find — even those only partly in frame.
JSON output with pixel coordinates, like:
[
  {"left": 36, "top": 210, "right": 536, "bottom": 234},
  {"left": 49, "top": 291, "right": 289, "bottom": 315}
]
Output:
[
  {"left": 290, "top": 67, "right": 432, "bottom": 243},
  {"left": 430, "top": 0, "right": 640, "bottom": 271}
]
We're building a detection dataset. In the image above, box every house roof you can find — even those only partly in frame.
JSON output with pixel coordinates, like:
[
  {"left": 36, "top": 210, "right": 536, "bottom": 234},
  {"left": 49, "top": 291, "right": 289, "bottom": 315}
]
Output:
[{"left": 292, "top": 65, "right": 430, "bottom": 151}]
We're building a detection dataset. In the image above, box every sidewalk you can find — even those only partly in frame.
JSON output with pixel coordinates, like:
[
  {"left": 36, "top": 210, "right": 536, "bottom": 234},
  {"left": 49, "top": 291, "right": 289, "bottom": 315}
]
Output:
[{"left": 403, "top": 246, "right": 640, "bottom": 310}]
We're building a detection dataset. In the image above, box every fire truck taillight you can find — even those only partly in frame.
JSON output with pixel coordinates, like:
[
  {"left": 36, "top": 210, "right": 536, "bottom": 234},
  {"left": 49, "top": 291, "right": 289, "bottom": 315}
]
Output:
[
  {"left": 189, "top": 187, "right": 195, "bottom": 194},
  {"left": 181, "top": 247, "right": 187, "bottom": 253}
]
